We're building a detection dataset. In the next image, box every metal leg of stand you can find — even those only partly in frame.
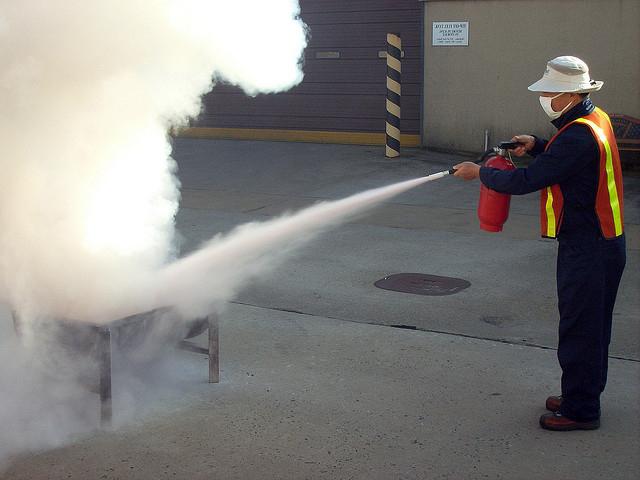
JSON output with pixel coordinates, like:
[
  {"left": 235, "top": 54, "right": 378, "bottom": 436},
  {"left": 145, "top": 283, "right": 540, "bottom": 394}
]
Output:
[
  {"left": 98, "top": 327, "right": 112, "bottom": 428},
  {"left": 208, "top": 314, "right": 219, "bottom": 383}
]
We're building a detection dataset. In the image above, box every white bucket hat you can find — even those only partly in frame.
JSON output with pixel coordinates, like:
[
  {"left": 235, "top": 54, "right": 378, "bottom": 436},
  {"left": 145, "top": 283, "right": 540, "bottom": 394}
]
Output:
[{"left": 528, "top": 56, "right": 603, "bottom": 93}]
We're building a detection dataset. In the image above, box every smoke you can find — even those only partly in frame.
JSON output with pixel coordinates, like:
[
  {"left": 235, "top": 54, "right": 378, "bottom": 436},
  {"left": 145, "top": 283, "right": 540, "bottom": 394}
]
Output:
[
  {"left": 0, "top": 0, "right": 445, "bottom": 468},
  {"left": 0, "top": 305, "right": 207, "bottom": 468},
  {"left": 0, "top": 0, "right": 307, "bottom": 323},
  {"left": 0, "top": 0, "right": 307, "bottom": 468}
]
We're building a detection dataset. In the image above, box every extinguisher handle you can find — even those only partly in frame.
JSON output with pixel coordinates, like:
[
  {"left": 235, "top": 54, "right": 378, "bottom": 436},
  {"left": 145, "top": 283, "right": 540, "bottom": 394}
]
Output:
[{"left": 498, "top": 141, "right": 523, "bottom": 150}]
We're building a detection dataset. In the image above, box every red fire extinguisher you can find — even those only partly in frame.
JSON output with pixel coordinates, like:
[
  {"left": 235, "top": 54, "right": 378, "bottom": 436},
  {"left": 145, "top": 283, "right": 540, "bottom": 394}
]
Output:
[{"left": 477, "top": 143, "right": 517, "bottom": 232}]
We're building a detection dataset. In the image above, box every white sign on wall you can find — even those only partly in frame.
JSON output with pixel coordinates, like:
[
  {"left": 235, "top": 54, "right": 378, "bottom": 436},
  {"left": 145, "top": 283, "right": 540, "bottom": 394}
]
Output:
[{"left": 432, "top": 21, "right": 469, "bottom": 46}]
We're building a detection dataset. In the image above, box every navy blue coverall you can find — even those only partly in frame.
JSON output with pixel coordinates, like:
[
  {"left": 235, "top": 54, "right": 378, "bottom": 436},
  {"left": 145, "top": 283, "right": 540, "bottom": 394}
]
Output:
[{"left": 479, "top": 98, "right": 626, "bottom": 422}]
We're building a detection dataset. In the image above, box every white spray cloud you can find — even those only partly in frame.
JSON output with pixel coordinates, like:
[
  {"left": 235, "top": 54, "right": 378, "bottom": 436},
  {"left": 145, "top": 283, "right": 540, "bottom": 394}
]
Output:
[
  {"left": 0, "top": 0, "right": 307, "bottom": 323},
  {"left": 0, "top": 305, "right": 209, "bottom": 468},
  {"left": 0, "top": 0, "right": 307, "bottom": 466},
  {"left": 151, "top": 176, "right": 435, "bottom": 319},
  {"left": 0, "top": 0, "right": 446, "bottom": 467}
]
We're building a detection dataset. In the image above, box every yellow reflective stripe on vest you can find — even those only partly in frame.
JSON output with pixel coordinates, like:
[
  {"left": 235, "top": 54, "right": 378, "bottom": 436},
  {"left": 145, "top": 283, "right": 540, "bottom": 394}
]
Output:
[
  {"left": 545, "top": 187, "right": 556, "bottom": 237},
  {"left": 574, "top": 117, "right": 623, "bottom": 236}
]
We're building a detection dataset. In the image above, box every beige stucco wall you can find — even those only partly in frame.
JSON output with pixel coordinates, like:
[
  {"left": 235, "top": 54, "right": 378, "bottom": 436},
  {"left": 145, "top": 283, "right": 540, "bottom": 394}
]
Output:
[{"left": 421, "top": 0, "right": 640, "bottom": 152}]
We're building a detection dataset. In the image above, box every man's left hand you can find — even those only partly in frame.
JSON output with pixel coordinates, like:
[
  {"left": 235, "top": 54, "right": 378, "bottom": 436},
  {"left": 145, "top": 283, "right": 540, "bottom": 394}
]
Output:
[{"left": 452, "top": 162, "right": 480, "bottom": 180}]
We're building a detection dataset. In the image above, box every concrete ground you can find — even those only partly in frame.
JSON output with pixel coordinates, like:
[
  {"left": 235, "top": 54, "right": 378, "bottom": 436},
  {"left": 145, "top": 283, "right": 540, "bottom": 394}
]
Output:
[{"left": 2, "top": 139, "right": 639, "bottom": 479}]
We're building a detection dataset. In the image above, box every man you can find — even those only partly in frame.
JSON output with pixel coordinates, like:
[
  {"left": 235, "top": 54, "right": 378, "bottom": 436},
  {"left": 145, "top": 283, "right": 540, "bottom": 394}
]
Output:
[{"left": 453, "top": 56, "right": 626, "bottom": 431}]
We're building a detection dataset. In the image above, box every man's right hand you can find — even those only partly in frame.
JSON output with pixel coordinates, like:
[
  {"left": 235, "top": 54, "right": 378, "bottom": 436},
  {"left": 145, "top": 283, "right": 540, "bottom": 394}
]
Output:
[{"left": 510, "top": 135, "right": 535, "bottom": 157}]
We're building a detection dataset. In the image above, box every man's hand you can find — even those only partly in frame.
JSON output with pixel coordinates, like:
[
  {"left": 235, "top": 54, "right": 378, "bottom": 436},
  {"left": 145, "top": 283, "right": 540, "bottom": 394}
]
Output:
[
  {"left": 511, "top": 135, "right": 535, "bottom": 157},
  {"left": 452, "top": 162, "right": 481, "bottom": 180}
]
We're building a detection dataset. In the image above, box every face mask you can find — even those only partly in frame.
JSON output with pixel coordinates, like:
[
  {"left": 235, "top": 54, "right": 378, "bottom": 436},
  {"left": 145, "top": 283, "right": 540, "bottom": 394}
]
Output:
[{"left": 539, "top": 93, "right": 572, "bottom": 120}]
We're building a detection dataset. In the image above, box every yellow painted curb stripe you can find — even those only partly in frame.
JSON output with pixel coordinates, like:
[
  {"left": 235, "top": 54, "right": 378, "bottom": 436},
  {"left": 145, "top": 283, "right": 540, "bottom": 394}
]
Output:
[
  {"left": 177, "top": 127, "right": 420, "bottom": 147},
  {"left": 575, "top": 116, "right": 623, "bottom": 236}
]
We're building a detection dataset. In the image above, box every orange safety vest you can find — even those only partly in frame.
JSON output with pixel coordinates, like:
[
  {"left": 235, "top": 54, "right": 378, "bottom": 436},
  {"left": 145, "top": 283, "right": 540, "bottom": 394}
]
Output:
[{"left": 540, "top": 107, "right": 624, "bottom": 239}]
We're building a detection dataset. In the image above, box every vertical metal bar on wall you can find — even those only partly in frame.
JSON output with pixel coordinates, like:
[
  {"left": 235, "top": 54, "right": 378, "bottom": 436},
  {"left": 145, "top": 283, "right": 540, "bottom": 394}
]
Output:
[
  {"left": 385, "top": 33, "right": 402, "bottom": 158},
  {"left": 420, "top": 1, "right": 426, "bottom": 148}
]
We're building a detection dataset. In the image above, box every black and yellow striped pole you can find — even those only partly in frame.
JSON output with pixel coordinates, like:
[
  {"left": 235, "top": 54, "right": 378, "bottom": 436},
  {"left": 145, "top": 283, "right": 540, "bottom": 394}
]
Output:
[{"left": 385, "top": 33, "right": 402, "bottom": 158}]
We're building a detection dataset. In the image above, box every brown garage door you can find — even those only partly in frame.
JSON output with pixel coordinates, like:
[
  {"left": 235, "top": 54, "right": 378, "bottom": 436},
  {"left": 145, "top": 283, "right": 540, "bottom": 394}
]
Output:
[{"left": 189, "top": 0, "right": 423, "bottom": 146}]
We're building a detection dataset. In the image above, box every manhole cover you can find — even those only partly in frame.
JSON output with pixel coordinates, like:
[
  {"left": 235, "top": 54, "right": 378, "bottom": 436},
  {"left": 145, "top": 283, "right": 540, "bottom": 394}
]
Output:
[{"left": 374, "top": 273, "right": 471, "bottom": 296}]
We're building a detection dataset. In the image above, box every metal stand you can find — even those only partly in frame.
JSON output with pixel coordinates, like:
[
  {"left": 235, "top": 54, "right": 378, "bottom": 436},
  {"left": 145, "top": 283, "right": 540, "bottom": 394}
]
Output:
[
  {"left": 96, "top": 313, "right": 219, "bottom": 428},
  {"left": 208, "top": 315, "right": 219, "bottom": 383},
  {"left": 13, "top": 311, "right": 220, "bottom": 429},
  {"left": 176, "top": 314, "right": 219, "bottom": 384},
  {"left": 97, "top": 327, "right": 112, "bottom": 428}
]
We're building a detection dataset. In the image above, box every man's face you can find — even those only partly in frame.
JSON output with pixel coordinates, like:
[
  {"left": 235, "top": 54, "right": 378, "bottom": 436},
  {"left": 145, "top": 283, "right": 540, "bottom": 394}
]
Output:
[{"left": 541, "top": 92, "right": 577, "bottom": 112}]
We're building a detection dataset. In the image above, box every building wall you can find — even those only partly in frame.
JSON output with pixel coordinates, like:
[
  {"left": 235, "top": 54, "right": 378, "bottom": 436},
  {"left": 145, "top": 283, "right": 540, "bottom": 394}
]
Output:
[
  {"left": 422, "top": 0, "right": 640, "bottom": 152},
  {"left": 194, "top": 0, "right": 423, "bottom": 144}
]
